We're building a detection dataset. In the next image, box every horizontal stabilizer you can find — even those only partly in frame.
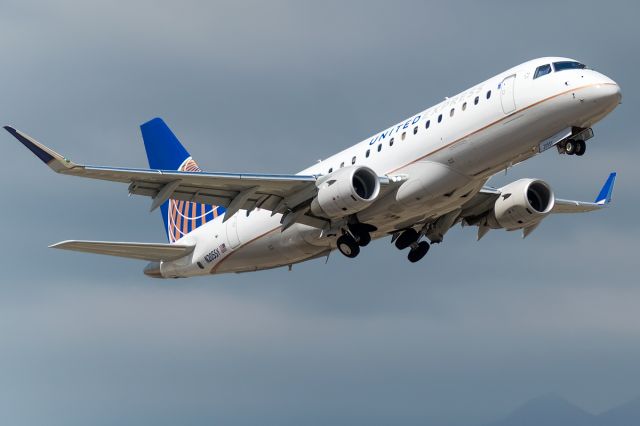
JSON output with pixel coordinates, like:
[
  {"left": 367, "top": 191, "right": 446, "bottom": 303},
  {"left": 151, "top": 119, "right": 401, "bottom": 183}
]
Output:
[{"left": 50, "top": 240, "right": 194, "bottom": 261}]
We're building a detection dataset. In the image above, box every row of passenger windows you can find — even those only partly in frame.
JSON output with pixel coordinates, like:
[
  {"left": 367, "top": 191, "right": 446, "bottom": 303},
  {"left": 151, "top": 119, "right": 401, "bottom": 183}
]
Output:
[{"left": 325, "top": 89, "right": 493, "bottom": 174}]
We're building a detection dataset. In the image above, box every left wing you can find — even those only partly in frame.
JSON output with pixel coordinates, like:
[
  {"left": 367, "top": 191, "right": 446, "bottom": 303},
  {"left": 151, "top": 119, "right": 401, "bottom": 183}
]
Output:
[
  {"left": 461, "top": 172, "right": 616, "bottom": 218},
  {"left": 552, "top": 172, "right": 616, "bottom": 213},
  {"left": 458, "top": 172, "right": 616, "bottom": 239},
  {"left": 5, "top": 126, "right": 391, "bottom": 229}
]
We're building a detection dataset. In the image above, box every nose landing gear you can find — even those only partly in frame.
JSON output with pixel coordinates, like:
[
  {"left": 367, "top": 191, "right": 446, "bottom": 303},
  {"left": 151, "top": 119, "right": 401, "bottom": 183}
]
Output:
[
  {"left": 560, "top": 128, "right": 592, "bottom": 157},
  {"left": 564, "top": 139, "right": 586, "bottom": 156}
]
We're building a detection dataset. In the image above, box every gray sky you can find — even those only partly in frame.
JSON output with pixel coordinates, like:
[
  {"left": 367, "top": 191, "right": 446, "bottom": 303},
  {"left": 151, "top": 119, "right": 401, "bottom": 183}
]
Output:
[{"left": 1, "top": 1, "right": 639, "bottom": 425}]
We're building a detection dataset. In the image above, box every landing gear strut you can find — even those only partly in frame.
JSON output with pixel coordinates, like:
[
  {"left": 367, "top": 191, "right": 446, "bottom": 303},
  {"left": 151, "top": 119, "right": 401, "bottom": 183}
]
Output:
[{"left": 349, "top": 223, "right": 374, "bottom": 247}]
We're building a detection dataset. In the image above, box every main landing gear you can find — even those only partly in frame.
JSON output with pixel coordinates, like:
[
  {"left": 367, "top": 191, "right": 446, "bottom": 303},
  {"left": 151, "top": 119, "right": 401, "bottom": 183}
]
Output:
[
  {"left": 394, "top": 228, "right": 430, "bottom": 263},
  {"left": 336, "top": 222, "right": 376, "bottom": 258},
  {"left": 335, "top": 223, "right": 431, "bottom": 263}
]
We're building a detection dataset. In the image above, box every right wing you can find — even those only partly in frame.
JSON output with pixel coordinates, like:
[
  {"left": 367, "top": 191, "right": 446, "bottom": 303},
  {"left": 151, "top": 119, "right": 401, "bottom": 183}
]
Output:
[
  {"left": 5, "top": 126, "right": 391, "bottom": 229},
  {"left": 50, "top": 240, "right": 194, "bottom": 261}
]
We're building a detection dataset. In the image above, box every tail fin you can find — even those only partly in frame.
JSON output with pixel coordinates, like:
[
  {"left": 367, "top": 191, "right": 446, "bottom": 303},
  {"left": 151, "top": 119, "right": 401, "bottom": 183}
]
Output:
[{"left": 140, "top": 118, "right": 225, "bottom": 243}]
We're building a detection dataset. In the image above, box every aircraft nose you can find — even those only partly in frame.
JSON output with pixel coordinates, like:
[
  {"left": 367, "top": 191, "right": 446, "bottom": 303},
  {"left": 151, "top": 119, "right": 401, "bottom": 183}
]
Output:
[{"left": 595, "top": 79, "right": 622, "bottom": 105}]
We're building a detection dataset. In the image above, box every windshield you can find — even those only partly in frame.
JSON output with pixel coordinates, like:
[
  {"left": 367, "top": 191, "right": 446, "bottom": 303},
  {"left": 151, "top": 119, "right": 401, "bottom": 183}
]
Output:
[
  {"left": 553, "top": 61, "right": 587, "bottom": 72},
  {"left": 533, "top": 64, "right": 552, "bottom": 79}
]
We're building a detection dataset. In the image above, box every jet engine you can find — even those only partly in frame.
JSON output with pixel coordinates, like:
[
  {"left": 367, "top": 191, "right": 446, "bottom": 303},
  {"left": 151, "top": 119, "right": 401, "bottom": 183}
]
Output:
[
  {"left": 485, "top": 179, "right": 555, "bottom": 230},
  {"left": 310, "top": 166, "right": 380, "bottom": 218}
]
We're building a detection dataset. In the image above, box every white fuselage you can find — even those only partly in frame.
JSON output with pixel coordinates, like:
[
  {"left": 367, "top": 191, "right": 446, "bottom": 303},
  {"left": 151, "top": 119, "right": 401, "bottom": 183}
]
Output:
[{"left": 158, "top": 57, "right": 621, "bottom": 278}]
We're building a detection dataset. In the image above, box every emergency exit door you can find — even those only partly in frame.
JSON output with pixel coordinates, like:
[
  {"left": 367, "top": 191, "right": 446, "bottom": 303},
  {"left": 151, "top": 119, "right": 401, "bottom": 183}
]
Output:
[{"left": 225, "top": 214, "right": 241, "bottom": 248}]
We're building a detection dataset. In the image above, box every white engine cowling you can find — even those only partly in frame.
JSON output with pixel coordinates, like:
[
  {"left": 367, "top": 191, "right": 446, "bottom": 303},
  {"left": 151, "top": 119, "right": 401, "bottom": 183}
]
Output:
[
  {"left": 310, "top": 166, "right": 380, "bottom": 218},
  {"left": 486, "top": 179, "right": 555, "bottom": 230}
]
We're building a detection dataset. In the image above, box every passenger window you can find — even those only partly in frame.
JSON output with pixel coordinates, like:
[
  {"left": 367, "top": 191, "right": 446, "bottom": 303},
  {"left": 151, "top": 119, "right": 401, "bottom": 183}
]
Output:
[
  {"left": 474, "top": 96, "right": 479, "bottom": 105},
  {"left": 533, "top": 64, "right": 552, "bottom": 79},
  {"left": 377, "top": 144, "right": 382, "bottom": 152},
  {"left": 425, "top": 120, "right": 430, "bottom": 129},
  {"left": 340, "top": 161, "right": 344, "bottom": 168},
  {"left": 366, "top": 149, "right": 370, "bottom": 158},
  {"left": 450, "top": 108, "right": 455, "bottom": 117},
  {"left": 438, "top": 114, "right": 443, "bottom": 123},
  {"left": 389, "top": 137, "right": 394, "bottom": 147},
  {"left": 486, "top": 90, "right": 492, "bottom": 99},
  {"left": 462, "top": 102, "right": 467, "bottom": 111},
  {"left": 351, "top": 156, "right": 356, "bottom": 165},
  {"left": 328, "top": 168, "right": 333, "bottom": 173},
  {"left": 402, "top": 131, "right": 406, "bottom": 140},
  {"left": 413, "top": 126, "right": 418, "bottom": 135}
]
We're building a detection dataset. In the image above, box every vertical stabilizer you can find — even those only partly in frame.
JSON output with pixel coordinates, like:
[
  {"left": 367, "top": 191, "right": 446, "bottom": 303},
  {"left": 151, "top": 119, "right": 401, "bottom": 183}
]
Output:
[{"left": 140, "top": 118, "right": 225, "bottom": 242}]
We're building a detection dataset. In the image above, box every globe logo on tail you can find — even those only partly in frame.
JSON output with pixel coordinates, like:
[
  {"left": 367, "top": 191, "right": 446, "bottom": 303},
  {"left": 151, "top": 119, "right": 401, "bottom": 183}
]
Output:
[{"left": 167, "top": 158, "right": 224, "bottom": 243}]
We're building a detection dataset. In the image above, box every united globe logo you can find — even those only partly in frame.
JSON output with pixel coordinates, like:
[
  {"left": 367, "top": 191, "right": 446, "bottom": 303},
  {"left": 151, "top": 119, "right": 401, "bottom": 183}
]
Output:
[{"left": 167, "top": 158, "right": 224, "bottom": 243}]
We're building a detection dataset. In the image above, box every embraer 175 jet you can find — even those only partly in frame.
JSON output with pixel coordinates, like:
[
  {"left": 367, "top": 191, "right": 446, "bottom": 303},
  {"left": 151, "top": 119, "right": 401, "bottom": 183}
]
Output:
[{"left": 6, "top": 57, "right": 620, "bottom": 278}]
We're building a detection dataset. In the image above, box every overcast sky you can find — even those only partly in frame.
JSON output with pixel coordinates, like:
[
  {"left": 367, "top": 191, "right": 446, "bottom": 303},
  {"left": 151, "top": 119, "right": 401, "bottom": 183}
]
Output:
[{"left": 1, "top": 1, "right": 639, "bottom": 425}]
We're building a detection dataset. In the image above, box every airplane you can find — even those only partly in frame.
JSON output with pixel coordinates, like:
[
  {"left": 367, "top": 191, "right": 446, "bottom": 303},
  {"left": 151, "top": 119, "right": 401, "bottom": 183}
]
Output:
[{"left": 5, "top": 57, "right": 620, "bottom": 278}]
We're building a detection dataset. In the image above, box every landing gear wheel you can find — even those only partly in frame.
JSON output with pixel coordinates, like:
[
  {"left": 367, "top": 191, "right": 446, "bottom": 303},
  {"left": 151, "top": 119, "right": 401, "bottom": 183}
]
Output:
[
  {"left": 565, "top": 140, "right": 576, "bottom": 155},
  {"left": 356, "top": 231, "right": 371, "bottom": 247},
  {"left": 395, "top": 228, "right": 419, "bottom": 250},
  {"left": 337, "top": 234, "right": 360, "bottom": 258},
  {"left": 408, "top": 241, "right": 430, "bottom": 263},
  {"left": 574, "top": 140, "right": 586, "bottom": 156},
  {"left": 349, "top": 224, "right": 372, "bottom": 247}
]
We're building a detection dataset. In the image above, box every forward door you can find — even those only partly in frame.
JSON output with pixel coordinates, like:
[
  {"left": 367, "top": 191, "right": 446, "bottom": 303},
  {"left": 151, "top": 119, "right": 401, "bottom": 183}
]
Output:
[{"left": 500, "top": 74, "right": 517, "bottom": 114}]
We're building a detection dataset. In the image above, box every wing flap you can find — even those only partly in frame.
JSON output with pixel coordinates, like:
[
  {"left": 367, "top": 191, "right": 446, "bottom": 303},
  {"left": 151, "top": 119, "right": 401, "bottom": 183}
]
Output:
[{"left": 50, "top": 240, "right": 194, "bottom": 261}]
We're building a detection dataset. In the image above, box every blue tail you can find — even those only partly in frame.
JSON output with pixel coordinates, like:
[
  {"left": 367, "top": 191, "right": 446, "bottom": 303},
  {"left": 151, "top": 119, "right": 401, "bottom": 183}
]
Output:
[{"left": 140, "top": 118, "right": 225, "bottom": 243}]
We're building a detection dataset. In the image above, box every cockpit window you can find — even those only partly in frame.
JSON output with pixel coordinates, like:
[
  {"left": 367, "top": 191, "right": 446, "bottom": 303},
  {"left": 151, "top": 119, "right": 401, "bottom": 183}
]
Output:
[
  {"left": 533, "top": 64, "right": 552, "bottom": 79},
  {"left": 553, "top": 61, "right": 587, "bottom": 72}
]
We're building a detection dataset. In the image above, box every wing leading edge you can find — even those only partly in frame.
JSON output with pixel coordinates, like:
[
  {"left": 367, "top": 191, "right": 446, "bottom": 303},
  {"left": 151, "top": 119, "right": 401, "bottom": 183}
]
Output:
[{"left": 4, "top": 126, "right": 363, "bottom": 229}]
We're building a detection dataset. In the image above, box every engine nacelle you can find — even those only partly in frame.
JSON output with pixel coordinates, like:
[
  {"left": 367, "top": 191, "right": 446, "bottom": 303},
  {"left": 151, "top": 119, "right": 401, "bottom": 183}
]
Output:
[
  {"left": 310, "top": 166, "right": 380, "bottom": 218},
  {"left": 486, "top": 179, "right": 555, "bottom": 230}
]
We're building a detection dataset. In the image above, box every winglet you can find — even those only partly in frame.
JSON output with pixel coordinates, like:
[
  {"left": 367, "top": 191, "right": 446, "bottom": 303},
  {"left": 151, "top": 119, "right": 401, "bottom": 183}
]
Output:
[
  {"left": 594, "top": 172, "right": 617, "bottom": 205},
  {"left": 4, "top": 126, "right": 76, "bottom": 172}
]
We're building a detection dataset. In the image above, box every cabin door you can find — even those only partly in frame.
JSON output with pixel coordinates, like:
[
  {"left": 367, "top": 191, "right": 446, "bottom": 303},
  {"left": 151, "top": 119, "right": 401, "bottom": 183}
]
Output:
[{"left": 500, "top": 74, "right": 517, "bottom": 114}]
